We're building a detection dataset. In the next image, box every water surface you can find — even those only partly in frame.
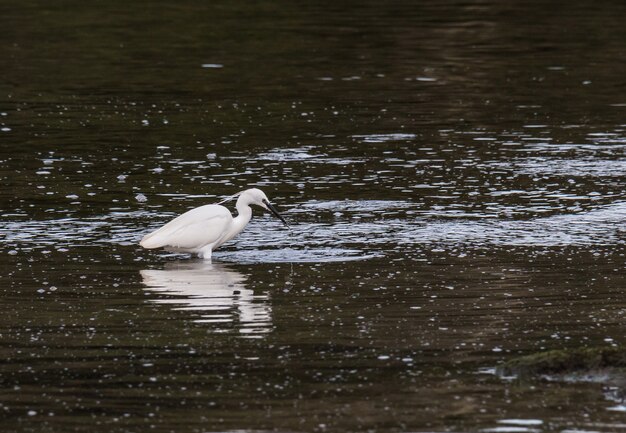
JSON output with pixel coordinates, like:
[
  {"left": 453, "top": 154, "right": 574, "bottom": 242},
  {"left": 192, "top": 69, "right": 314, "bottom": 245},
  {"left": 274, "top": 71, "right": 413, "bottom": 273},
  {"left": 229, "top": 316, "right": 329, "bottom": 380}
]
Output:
[{"left": 0, "top": 0, "right": 625, "bottom": 432}]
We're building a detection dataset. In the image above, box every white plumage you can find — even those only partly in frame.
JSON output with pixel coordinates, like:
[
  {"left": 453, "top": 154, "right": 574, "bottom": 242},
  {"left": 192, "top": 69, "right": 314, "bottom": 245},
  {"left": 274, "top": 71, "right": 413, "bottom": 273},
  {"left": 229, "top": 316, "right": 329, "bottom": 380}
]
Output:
[{"left": 139, "top": 188, "right": 287, "bottom": 259}]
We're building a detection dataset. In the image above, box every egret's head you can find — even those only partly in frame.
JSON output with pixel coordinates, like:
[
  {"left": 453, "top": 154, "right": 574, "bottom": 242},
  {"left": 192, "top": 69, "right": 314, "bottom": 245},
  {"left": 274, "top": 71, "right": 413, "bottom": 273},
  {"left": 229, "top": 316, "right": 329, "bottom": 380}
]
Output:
[{"left": 243, "top": 188, "right": 288, "bottom": 226}]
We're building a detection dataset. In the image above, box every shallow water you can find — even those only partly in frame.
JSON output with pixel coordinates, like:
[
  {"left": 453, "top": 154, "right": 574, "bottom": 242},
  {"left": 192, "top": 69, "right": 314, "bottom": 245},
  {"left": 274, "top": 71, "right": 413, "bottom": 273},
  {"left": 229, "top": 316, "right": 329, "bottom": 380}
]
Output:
[{"left": 1, "top": 0, "right": 625, "bottom": 432}]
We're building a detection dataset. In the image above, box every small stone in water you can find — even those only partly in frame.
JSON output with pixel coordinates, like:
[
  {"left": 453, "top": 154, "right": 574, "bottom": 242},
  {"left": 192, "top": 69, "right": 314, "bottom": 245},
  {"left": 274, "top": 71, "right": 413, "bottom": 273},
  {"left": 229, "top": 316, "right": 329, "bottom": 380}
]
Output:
[{"left": 135, "top": 193, "right": 148, "bottom": 203}]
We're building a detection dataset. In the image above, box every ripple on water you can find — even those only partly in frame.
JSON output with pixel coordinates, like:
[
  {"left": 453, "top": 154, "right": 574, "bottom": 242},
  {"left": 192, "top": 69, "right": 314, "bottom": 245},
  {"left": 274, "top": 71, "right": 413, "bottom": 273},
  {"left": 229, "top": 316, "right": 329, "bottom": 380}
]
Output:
[
  {"left": 497, "top": 419, "right": 543, "bottom": 426},
  {"left": 351, "top": 133, "right": 417, "bottom": 143},
  {"left": 483, "top": 157, "right": 626, "bottom": 177},
  {"left": 214, "top": 247, "right": 382, "bottom": 263},
  {"left": 481, "top": 427, "right": 540, "bottom": 433},
  {"left": 1, "top": 200, "right": 623, "bottom": 259},
  {"left": 256, "top": 146, "right": 365, "bottom": 165},
  {"left": 522, "top": 141, "right": 626, "bottom": 155},
  {"left": 240, "top": 200, "right": 626, "bottom": 249},
  {"left": 294, "top": 199, "right": 415, "bottom": 212}
]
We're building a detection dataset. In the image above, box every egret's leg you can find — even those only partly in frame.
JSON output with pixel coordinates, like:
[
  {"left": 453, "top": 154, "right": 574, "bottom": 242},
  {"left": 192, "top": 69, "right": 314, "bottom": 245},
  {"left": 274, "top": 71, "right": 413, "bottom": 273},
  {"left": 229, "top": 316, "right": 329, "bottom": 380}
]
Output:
[{"left": 198, "top": 246, "right": 213, "bottom": 261}]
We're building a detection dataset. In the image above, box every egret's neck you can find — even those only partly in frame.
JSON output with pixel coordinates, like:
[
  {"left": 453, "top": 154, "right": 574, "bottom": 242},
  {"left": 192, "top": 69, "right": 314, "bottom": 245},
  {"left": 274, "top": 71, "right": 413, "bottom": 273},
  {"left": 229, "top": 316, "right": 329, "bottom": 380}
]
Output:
[{"left": 233, "top": 196, "right": 253, "bottom": 229}]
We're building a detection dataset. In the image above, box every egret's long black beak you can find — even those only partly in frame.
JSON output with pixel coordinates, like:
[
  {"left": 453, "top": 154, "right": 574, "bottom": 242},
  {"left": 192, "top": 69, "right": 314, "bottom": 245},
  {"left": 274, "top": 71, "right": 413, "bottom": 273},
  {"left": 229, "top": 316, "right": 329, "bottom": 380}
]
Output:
[{"left": 263, "top": 199, "right": 288, "bottom": 227}]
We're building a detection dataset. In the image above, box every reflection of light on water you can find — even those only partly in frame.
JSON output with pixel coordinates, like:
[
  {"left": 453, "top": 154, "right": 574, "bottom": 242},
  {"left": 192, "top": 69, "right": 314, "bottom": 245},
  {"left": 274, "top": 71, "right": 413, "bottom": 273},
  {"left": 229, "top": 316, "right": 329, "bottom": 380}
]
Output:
[
  {"left": 482, "top": 157, "right": 626, "bottom": 177},
  {"left": 140, "top": 262, "right": 272, "bottom": 338},
  {"left": 255, "top": 146, "right": 365, "bottom": 165},
  {"left": 482, "top": 419, "right": 543, "bottom": 433},
  {"left": 2, "top": 201, "right": 624, "bottom": 258},
  {"left": 214, "top": 247, "right": 381, "bottom": 263},
  {"left": 481, "top": 428, "right": 539, "bottom": 433},
  {"left": 351, "top": 133, "right": 417, "bottom": 143}
]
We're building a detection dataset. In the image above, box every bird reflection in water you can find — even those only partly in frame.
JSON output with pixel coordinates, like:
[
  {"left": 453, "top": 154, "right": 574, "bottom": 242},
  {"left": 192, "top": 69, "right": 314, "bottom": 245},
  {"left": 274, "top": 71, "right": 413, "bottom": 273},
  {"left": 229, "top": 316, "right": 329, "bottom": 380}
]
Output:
[{"left": 140, "top": 261, "right": 272, "bottom": 337}]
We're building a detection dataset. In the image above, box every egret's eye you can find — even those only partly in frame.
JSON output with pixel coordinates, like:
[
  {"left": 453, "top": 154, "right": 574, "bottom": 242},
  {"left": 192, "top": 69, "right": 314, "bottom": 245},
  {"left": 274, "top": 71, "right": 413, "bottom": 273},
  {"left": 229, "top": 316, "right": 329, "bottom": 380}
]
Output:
[{"left": 262, "top": 199, "right": 269, "bottom": 205}]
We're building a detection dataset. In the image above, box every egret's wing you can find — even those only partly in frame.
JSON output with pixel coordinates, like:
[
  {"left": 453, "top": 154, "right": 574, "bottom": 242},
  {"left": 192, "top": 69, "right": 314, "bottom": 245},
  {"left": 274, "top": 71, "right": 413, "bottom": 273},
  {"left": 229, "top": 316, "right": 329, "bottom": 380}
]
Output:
[{"left": 140, "top": 204, "right": 232, "bottom": 250}]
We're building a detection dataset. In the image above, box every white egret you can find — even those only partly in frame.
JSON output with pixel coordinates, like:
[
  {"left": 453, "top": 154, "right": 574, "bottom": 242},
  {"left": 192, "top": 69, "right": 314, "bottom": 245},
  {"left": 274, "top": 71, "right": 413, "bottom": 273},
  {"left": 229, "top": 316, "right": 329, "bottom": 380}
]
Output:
[{"left": 140, "top": 188, "right": 288, "bottom": 259}]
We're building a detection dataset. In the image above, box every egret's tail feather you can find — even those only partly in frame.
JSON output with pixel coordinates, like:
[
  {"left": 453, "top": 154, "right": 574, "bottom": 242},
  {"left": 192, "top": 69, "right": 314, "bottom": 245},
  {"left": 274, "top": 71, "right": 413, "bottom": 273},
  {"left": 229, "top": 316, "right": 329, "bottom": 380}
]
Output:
[
  {"left": 140, "top": 237, "right": 159, "bottom": 249},
  {"left": 140, "top": 231, "right": 166, "bottom": 249}
]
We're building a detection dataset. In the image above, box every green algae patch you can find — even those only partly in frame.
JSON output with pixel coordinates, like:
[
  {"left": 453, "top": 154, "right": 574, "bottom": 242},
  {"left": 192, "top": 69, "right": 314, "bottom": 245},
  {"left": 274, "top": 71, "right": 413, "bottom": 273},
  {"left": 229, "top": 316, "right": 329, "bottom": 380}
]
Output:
[{"left": 500, "top": 347, "right": 626, "bottom": 377}]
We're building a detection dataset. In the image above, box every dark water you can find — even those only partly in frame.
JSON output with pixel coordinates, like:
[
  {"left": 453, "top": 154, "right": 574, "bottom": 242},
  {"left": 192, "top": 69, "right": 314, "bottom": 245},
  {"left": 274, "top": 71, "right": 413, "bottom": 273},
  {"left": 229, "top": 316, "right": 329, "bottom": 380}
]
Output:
[{"left": 1, "top": 0, "right": 625, "bottom": 431}]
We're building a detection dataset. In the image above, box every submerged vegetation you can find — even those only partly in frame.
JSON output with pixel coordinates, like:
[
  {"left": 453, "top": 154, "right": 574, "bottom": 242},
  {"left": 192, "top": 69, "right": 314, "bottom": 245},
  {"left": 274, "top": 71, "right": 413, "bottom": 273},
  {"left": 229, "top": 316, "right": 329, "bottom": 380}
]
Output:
[{"left": 500, "top": 347, "right": 626, "bottom": 377}]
